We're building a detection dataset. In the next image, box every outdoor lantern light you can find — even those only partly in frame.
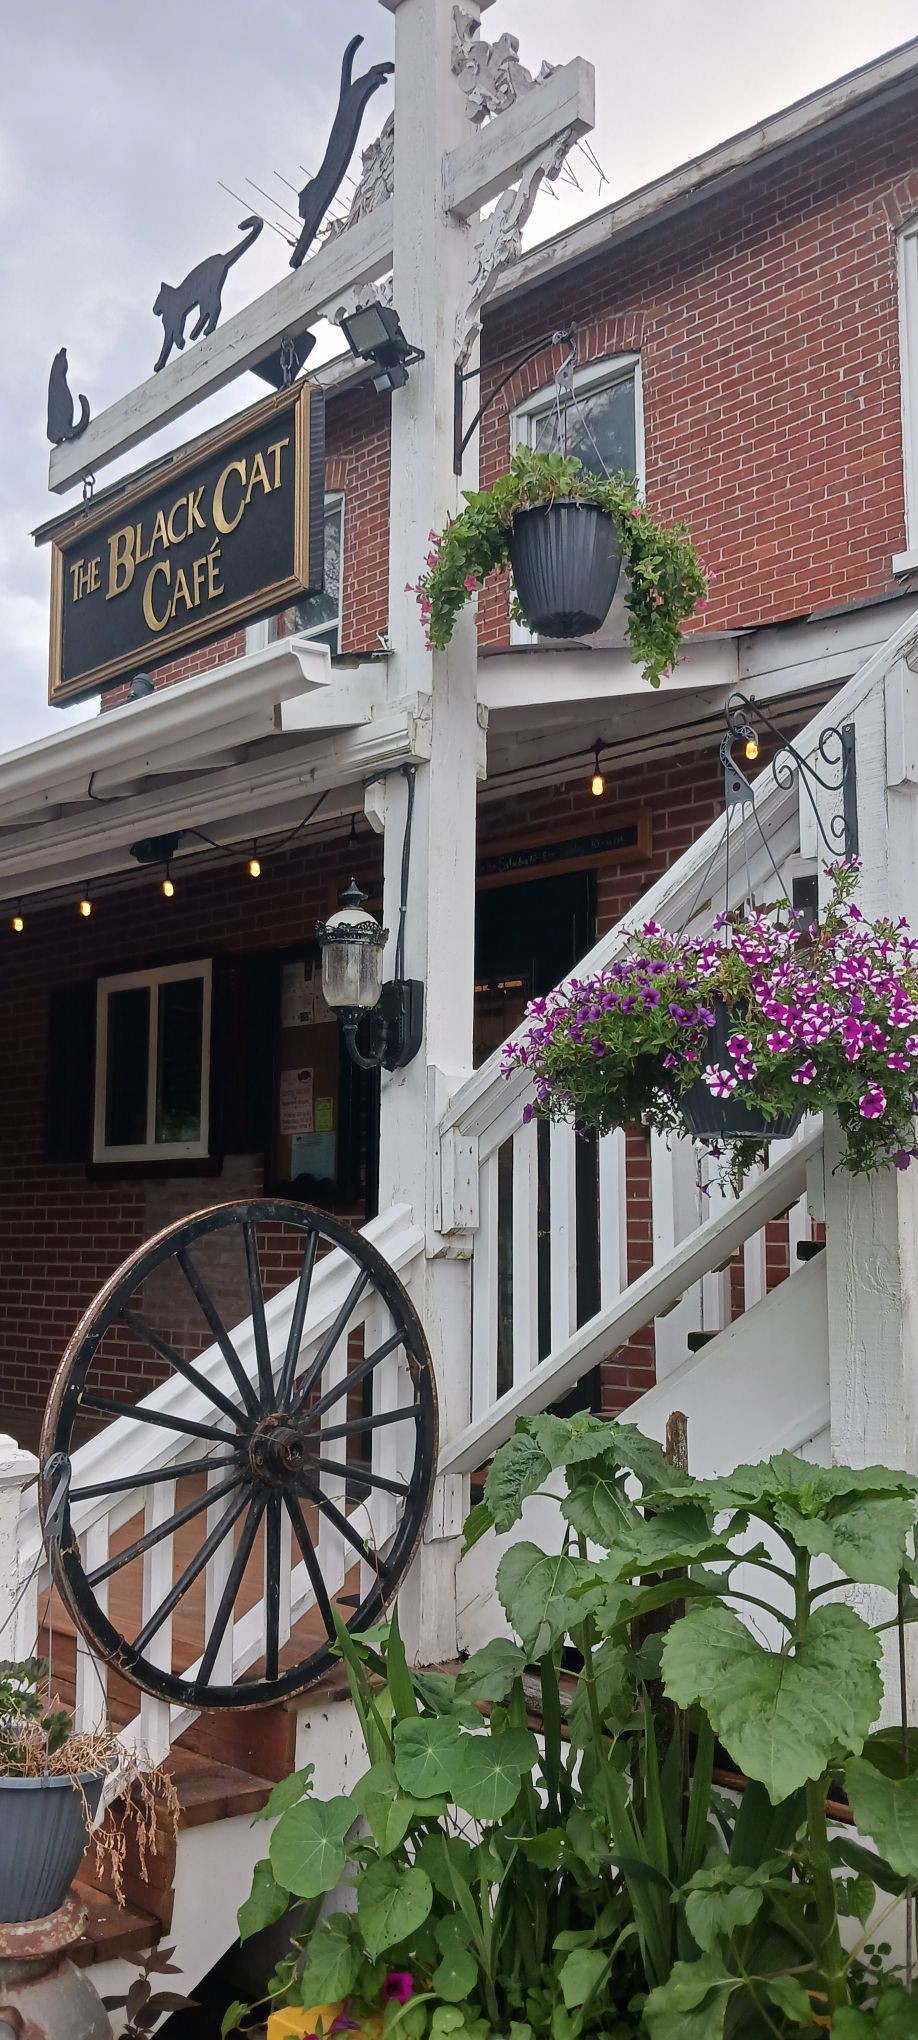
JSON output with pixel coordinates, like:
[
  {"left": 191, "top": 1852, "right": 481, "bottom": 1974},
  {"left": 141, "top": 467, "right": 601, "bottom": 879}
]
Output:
[
  {"left": 744, "top": 731, "right": 760, "bottom": 762},
  {"left": 317, "top": 877, "right": 424, "bottom": 1073},
  {"left": 338, "top": 301, "right": 425, "bottom": 395}
]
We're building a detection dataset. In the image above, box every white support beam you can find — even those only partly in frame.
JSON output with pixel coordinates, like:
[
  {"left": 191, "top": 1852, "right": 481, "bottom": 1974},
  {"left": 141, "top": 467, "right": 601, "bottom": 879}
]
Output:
[
  {"left": 443, "top": 59, "right": 595, "bottom": 218},
  {"left": 47, "top": 203, "right": 394, "bottom": 494}
]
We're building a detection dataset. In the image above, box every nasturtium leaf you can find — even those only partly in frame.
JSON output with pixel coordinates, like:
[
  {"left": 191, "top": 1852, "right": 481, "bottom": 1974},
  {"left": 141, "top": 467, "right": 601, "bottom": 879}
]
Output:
[
  {"left": 496, "top": 1542, "right": 596, "bottom": 1657},
  {"left": 362, "top": 1791, "right": 418, "bottom": 1857},
  {"left": 837, "top": 1873, "right": 876, "bottom": 1924},
  {"left": 431, "top": 2011, "right": 466, "bottom": 2037},
  {"left": 773, "top": 1493, "right": 917, "bottom": 1592},
  {"left": 349, "top": 1759, "right": 398, "bottom": 1812},
  {"left": 237, "top": 1858, "right": 290, "bottom": 1941},
  {"left": 455, "top": 1638, "right": 526, "bottom": 1703},
  {"left": 642, "top": 1956, "right": 739, "bottom": 2039},
  {"left": 763, "top": 1976, "right": 816, "bottom": 2023},
  {"left": 415, "top": 1829, "right": 476, "bottom": 1903},
  {"left": 412, "top": 1671, "right": 482, "bottom": 1724},
  {"left": 832, "top": 2004, "right": 916, "bottom": 2039},
  {"left": 356, "top": 1857, "right": 433, "bottom": 1960},
  {"left": 661, "top": 1603, "right": 882, "bottom": 1802},
  {"left": 683, "top": 1869, "right": 766, "bottom": 1953},
  {"left": 451, "top": 1727, "right": 539, "bottom": 1823},
  {"left": 484, "top": 1432, "right": 551, "bottom": 1532},
  {"left": 252, "top": 1765, "right": 315, "bottom": 1823},
  {"left": 558, "top": 1947, "right": 608, "bottom": 2009},
  {"left": 432, "top": 1922, "right": 479, "bottom": 2005},
  {"left": 297, "top": 1915, "right": 360, "bottom": 2004},
  {"left": 394, "top": 1715, "right": 464, "bottom": 1798},
  {"left": 269, "top": 1794, "right": 354, "bottom": 1899},
  {"left": 518, "top": 1827, "right": 565, "bottom": 1868},
  {"left": 845, "top": 1755, "right": 918, "bottom": 1876}
]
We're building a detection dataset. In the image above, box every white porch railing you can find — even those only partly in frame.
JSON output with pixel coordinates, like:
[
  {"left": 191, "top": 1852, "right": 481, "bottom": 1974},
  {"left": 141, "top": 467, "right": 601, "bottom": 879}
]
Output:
[{"left": 17, "top": 1204, "right": 425, "bottom": 1764}]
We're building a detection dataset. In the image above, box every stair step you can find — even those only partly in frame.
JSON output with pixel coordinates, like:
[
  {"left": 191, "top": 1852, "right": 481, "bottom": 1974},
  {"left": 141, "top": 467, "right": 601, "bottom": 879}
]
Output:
[
  {"left": 71, "top": 1876, "right": 162, "bottom": 1968},
  {"left": 168, "top": 1750, "right": 276, "bottom": 1829}
]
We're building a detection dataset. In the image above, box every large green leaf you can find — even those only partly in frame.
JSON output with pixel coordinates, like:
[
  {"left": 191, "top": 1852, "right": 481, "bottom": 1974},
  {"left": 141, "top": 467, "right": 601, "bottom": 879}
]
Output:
[
  {"left": 356, "top": 1858, "right": 433, "bottom": 1960},
  {"left": 566, "top": 1642, "right": 632, "bottom": 1749},
  {"left": 642, "top": 1956, "right": 739, "bottom": 2039},
  {"left": 484, "top": 1432, "right": 551, "bottom": 1532},
  {"left": 682, "top": 1866, "right": 770, "bottom": 1954},
  {"left": 237, "top": 1858, "right": 290, "bottom": 1941},
  {"left": 455, "top": 1639, "right": 526, "bottom": 1703},
  {"left": 773, "top": 1493, "right": 916, "bottom": 1592},
  {"left": 432, "top": 1916, "right": 478, "bottom": 2004},
  {"left": 297, "top": 1915, "right": 360, "bottom": 2005},
  {"left": 526, "top": 1413, "right": 682, "bottom": 1492},
  {"left": 269, "top": 1795, "right": 354, "bottom": 1898},
  {"left": 558, "top": 1947, "right": 608, "bottom": 2009},
  {"left": 414, "top": 1830, "right": 476, "bottom": 1904},
  {"left": 394, "top": 1716, "right": 464, "bottom": 1798},
  {"left": 763, "top": 1975, "right": 816, "bottom": 2024},
  {"left": 451, "top": 1727, "right": 539, "bottom": 1822},
  {"left": 251, "top": 1765, "right": 315, "bottom": 1823},
  {"left": 661, "top": 1603, "right": 882, "bottom": 1801},
  {"left": 845, "top": 1754, "right": 918, "bottom": 1877},
  {"left": 656, "top": 1453, "right": 918, "bottom": 1519},
  {"left": 496, "top": 1542, "right": 596, "bottom": 1657}
]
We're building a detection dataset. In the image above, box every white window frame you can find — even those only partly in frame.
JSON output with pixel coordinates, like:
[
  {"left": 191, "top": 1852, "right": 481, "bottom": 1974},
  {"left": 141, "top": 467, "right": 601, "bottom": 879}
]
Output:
[
  {"left": 295, "top": 492, "right": 345, "bottom": 651},
  {"left": 93, "top": 959, "right": 213, "bottom": 1164},
  {"left": 895, "top": 223, "right": 918, "bottom": 573},
  {"left": 509, "top": 353, "right": 644, "bottom": 640}
]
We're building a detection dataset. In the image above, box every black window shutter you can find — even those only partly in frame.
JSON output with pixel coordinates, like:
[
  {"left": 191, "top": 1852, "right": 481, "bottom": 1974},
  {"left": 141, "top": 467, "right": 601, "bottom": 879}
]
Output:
[
  {"left": 211, "top": 955, "right": 273, "bottom": 1158},
  {"left": 44, "top": 981, "right": 96, "bottom": 1163}
]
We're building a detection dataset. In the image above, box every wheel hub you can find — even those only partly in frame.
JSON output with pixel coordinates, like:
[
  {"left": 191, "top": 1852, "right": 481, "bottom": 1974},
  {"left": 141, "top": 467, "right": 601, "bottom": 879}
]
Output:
[{"left": 248, "top": 1411, "right": 314, "bottom": 1487}]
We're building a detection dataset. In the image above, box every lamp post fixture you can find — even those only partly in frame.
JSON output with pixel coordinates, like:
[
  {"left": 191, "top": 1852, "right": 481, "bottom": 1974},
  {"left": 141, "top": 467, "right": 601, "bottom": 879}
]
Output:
[{"left": 317, "top": 879, "right": 424, "bottom": 1072}]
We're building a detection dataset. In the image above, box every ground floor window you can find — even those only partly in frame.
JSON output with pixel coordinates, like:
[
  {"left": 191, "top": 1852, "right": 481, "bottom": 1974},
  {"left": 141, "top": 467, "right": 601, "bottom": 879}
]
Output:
[
  {"left": 290, "top": 493, "right": 344, "bottom": 651},
  {"left": 93, "top": 959, "right": 212, "bottom": 1163}
]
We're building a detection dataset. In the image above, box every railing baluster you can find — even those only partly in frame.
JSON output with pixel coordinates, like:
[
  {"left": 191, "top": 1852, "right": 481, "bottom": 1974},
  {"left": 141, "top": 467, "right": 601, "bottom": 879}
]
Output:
[
  {"left": 549, "top": 1118, "right": 577, "bottom": 1350},
  {"left": 472, "top": 1149, "right": 499, "bottom": 1422},
  {"left": 511, "top": 1116, "right": 538, "bottom": 1385},
  {"left": 140, "top": 1480, "right": 175, "bottom": 1763},
  {"left": 75, "top": 1521, "right": 109, "bottom": 1733},
  {"left": 204, "top": 1464, "right": 237, "bottom": 1689},
  {"left": 598, "top": 1126, "right": 627, "bottom": 1305}
]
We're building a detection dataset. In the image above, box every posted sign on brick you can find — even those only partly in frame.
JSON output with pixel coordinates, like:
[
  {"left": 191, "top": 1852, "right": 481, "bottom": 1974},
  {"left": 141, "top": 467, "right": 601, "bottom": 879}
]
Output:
[{"left": 48, "top": 380, "right": 325, "bottom": 704}]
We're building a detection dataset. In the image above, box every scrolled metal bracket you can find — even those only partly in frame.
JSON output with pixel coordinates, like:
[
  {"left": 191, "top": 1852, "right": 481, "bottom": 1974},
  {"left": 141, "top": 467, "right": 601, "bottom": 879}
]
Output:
[{"left": 721, "top": 692, "right": 858, "bottom": 861}]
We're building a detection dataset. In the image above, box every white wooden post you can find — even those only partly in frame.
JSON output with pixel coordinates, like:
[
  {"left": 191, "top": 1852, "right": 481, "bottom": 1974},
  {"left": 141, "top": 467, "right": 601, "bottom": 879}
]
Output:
[{"left": 0, "top": 1435, "right": 39, "bottom": 1660}]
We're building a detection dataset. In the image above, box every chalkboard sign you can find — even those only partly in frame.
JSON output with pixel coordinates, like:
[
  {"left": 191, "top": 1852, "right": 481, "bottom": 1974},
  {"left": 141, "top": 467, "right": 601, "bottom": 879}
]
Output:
[
  {"left": 477, "top": 810, "right": 651, "bottom": 888},
  {"left": 48, "top": 380, "right": 325, "bottom": 705}
]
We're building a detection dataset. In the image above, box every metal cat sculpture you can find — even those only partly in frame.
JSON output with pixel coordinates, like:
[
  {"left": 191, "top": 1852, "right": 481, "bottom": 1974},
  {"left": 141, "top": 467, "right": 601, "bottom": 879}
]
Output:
[
  {"left": 153, "top": 214, "right": 264, "bottom": 372},
  {"left": 46, "top": 349, "right": 90, "bottom": 445},
  {"left": 289, "top": 35, "right": 394, "bottom": 270}
]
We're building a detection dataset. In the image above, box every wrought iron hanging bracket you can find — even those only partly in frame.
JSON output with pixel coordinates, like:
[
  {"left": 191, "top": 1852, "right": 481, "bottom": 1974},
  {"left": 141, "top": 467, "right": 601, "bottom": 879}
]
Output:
[
  {"left": 721, "top": 692, "right": 858, "bottom": 860},
  {"left": 453, "top": 328, "right": 576, "bottom": 473}
]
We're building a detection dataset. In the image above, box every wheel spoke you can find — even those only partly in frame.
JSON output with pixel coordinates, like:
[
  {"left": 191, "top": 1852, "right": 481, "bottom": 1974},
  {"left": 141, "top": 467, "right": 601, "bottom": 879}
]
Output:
[
  {"left": 265, "top": 1495, "right": 282, "bottom": 1681},
  {"left": 313, "top": 1404, "right": 422, "bottom": 1446},
  {"left": 316, "top": 1457, "right": 409, "bottom": 1499},
  {"left": 86, "top": 1469, "right": 243, "bottom": 1588},
  {"left": 305, "top": 1483, "right": 380, "bottom": 1570},
  {"left": 134, "top": 1487, "right": 251, "bottom": 1657},
  {"left": 79, "top": 1392, "right": 237, "bottom": 1449},
  {"left": 290, "top": 1267, "right": 370, "bottom": 1417},
  {"left": 243, "top": 1221, "right": 274, "bottom": 1407},
  {"left": 198, "top": 1494, "right": 266, "bottom": 1686},
  {"left": 307, "top": 1328, "right": 404, "bottom": 1424},
  {"left": 284, "top": 1493, "right": 337, "bottom": 1638},
  {"left": 177, "top": 1249, "right": 261, "bottom": 1418},
  {"left": 70, "top": 1454, "right": 240, "bottom": 1503},
  {"left": 277, "top": 1232, "right": 319, "bottom": 1410},
  {"left": 120, "top": 1310, "right": 248, "bottom": 1428}
]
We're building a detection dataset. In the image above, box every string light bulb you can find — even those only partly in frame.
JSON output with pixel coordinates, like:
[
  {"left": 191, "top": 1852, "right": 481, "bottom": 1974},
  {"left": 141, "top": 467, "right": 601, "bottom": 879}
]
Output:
[
  {"left": 248, "top": 855, "right": 262, "bottom": 879},
  {"left": 79, "top": 886, "right": 93, "bottom": 918},
  {"left": 162, "top": 867, "right": 175, "bottom": 900},
  {"left": 744, "top": 732, "right": 760, "bottom": 762},
  {"left": 11, "top": 904, "right": 24, "bottom": 934},
  {"left": 590, "top": 742, "right": 605, "bottom": 799}
]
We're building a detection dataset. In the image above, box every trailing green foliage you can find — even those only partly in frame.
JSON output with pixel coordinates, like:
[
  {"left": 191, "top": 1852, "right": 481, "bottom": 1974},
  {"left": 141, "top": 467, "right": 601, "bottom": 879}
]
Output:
[
  {"left": 230, "top": 1421, "right": 918, "bottom": 2037},
  {"left": 0, "top": 1657, "right": 72, "bottom": 1774},
  {"left": 408, "top": 448, "right": 706, "bottom": 686}
]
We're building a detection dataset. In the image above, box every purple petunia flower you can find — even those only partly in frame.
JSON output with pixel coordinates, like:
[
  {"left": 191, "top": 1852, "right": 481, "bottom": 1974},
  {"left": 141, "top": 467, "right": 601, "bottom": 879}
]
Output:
[
  {"left": 702, "top": 1063, "right": 738, "bottom": 1098},
  {"left": 860, "top": 1085, "right": 887, "bottom": 1119},
  {"left": 385, "top": 1974, "right": 415, "bottom": 2006},
  {"left": 791, "top": 1060, "right": 816, "bottom": 1085},
  {"left": 766, "top": 1029, "right": 794, "bottom": 1052},
  {"left": 889, "top": 1053, "right": 910, "bottom": 1073},
  {"left": 727, "top": 1033, "right": 751, "bottom": 1057},
  {"left": 591, "top": 1038, "right": 606, "bottom": 1058}
]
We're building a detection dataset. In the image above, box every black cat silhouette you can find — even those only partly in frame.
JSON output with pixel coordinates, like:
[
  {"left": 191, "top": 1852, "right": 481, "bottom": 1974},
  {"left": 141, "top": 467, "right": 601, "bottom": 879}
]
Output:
[
  {"left": 153, "top": 215, "right": 264, "bottom": 373},
  {"left": 290, "top": 36, "right": 394, "bottom": 269},
  {"left": 47, "top": 348, "right": 90, "bottom": 444}
]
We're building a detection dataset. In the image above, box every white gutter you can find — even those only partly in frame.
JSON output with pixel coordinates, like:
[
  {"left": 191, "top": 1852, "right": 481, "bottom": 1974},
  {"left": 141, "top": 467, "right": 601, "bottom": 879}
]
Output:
[{"left": 0, "top": 635, "right": 330, "bottom": 821}]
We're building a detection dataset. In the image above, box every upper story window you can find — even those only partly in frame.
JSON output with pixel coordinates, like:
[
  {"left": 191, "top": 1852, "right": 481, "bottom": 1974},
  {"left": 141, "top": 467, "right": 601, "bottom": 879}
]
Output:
[
  {"left": 94, "top": 960, "right": 212, "bottom": 1163},
  {"left": 897, "top": 225, "right": 918, "bottom": 570},
  {"left": 291, "top": 493, "right": 344, "bottom": 651},
  {"left": 511, "top": 355, "right": 643, "bottom": 641}
]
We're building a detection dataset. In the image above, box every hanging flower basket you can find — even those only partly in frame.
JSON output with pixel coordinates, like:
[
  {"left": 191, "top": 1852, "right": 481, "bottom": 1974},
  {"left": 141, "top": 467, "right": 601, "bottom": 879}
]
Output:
[
  {"left": 506, "top": 498, "right": 622, "bottom": 639},
  {"left": 502, "top": 863, "right": 918, "bottom": 1176},
  {"left": 408, "top": 447, "right": 707, "bottom": 687}
]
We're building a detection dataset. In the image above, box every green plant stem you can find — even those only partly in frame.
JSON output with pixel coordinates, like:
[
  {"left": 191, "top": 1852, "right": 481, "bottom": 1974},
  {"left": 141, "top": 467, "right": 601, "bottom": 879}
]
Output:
[{"left": 794, "top": 1549, "right": 850, "bottom": 2015}]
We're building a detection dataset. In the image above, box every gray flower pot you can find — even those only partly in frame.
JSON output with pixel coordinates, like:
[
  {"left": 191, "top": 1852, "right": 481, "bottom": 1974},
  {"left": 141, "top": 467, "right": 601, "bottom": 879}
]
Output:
[
  {"left": 508, "top": 499, "right": 622, "bottom": 639},
  {"left": 0, "top": 1772, "right": 104, "bottom": 1923},
  {"left": 678, "top": 998, "right": 805, "bottom": 1142}
]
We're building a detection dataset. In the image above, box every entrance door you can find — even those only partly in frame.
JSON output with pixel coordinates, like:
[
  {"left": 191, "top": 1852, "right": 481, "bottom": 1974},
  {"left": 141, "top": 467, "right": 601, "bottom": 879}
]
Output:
[{"left": 474, "top": 870, "right": 599, "bottom": 1407}]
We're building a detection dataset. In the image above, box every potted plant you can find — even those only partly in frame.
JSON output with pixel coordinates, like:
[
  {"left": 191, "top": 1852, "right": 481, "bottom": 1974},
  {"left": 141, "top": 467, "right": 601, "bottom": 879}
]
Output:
[
  {"left": 408, "top": 447, "right": 707, "bottom": 686},
  {"left": 503, "top": 861, "right": 918, "bottom": 1175},
  {"left": 0, "top": 1657, "right": 178, "bottom": 1925},
  {"left": 228, "top": 1413, "right": 918, "bottom": 2035}
]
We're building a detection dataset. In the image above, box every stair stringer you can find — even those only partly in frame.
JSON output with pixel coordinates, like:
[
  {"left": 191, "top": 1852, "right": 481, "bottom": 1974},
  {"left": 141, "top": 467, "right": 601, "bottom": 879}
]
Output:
[{"left": 457, "top": 1253, "right": 829, "bottom": 1656}]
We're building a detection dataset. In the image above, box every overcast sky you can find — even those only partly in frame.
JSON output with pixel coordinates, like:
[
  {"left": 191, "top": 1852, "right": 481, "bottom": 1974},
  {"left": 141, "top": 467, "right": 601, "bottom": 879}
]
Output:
[{"left": 3, "top": 0, "right": 918, "bottom": 748}]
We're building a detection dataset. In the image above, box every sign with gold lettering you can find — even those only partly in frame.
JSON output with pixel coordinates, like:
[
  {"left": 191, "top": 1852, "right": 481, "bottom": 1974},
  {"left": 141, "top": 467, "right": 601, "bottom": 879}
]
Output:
[{"left": 48, "top": 380, "right": 325, "bottom": 704}]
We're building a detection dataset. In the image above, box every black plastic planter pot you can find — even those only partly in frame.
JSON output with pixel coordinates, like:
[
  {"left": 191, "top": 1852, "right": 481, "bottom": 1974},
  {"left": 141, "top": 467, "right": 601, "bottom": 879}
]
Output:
[
  {"left": 507, "top": 500, "right": 622, "bottom": 639},
  {"left": 0, "top": 1772, "right": 104, "bottom": 1922},
  {"left": 678, "top": 999, "right": 806, "bottom": 1143}
]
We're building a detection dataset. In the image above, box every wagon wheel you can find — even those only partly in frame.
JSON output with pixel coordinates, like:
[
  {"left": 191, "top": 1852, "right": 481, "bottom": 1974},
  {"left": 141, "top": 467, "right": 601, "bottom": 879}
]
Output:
[{"left": 39, "top": 1200, "right": 436, "bottom": 1710}]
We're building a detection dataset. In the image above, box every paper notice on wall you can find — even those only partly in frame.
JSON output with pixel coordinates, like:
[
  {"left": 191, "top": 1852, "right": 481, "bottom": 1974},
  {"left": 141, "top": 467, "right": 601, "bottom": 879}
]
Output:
[
  {"left": 281, "top": 961, "right": 313, "bottom": 1028},
  {"left": 315, "top": 1095, "right": 335, "bottom": 1133},
  {"left": 279, "top": 1066, "right": 314, "bottom": 1135}
]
